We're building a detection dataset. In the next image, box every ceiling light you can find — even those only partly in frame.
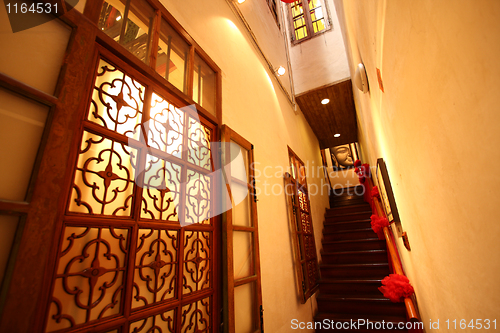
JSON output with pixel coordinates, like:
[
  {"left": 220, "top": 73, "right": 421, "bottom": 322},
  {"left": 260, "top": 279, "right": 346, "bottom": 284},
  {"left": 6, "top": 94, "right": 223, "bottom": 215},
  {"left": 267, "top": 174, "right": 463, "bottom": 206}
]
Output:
[
  {"left": 236, "top": 0, "right": 246, "bottom": 3},
  {"left": 276, "top": 66, "right": 286, "bottom": 76},
  {"left": 321, "top": 98, "right": 330, "bottom": 105},
  {"left": 116, "top": 16, "right": 122, "bottom": 21},
  {"left": 334, "top": 133, "right": 341, "bottom": 138}
]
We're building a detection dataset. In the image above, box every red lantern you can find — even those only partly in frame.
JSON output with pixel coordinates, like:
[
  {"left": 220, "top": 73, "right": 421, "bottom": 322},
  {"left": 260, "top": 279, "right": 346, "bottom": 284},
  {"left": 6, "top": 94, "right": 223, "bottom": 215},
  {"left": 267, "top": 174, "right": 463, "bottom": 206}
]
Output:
[{"left": 281, "top": 0, "right": 296, "bottom": 3}]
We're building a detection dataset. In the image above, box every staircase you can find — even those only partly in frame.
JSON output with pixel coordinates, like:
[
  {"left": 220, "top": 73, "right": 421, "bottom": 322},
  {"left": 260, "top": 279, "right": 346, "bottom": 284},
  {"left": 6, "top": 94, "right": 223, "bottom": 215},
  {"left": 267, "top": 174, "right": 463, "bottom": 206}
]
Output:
[{"left": 314, "top": 187, "right": 408, "bottom": 332}]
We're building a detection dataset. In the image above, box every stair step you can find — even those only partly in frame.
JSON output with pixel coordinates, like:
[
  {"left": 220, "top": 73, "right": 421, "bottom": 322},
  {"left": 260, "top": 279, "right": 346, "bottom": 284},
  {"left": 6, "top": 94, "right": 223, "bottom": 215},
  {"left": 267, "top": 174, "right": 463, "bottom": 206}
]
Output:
[
  {"left": 314, "top": 312, "right": 410, "bottom": 332},
  {"left": 323, "top": 219, "right": 371, "bottom": 231},
  {"left": 327, "top": 203, "right": 372, "bottom": 215},
  {"left": 316, "top": 295, "right": 407, "bottom": 317},
  {"left": 323, "top": 228, "right": 377, "bottom": 241},
  {"left": 320, "top": 263, "right": 391, "bottom": 279},
  {"left": 331, "top": 195, "right": 366, "bottom": 203},
  {"left": 322, "top": 238, "right": 386, "bottom": 252},
  {"left": 321, "top": 249, "right": 387, "bottom": 264},
  {"left": 325, "top": 211, "right": 372, "bottom": 222},
  {"left": 319, "top": 278, "right": 382, "bottom": 296}
]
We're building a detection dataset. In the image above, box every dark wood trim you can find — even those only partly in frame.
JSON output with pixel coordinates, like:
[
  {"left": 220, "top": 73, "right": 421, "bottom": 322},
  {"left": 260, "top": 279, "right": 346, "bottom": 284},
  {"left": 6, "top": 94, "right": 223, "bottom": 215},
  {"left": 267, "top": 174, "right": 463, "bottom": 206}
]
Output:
[
  {"left": 148, "top": 9, "right": 162, "bottom": 69},
  {"left": 83, "top": 0, "right": 105, "bottom": 23},
  {"left": 234, "top": 275, "right": 258, "bottom": 287},
  {"left": 0, "top": 8, "right": 99, "bottom": 332},
  {"left": 0, "top": 200, "right": 29, "bottom": 214},
  {"left": 0, "top": 72, "right": 58, "bottom": 106}
]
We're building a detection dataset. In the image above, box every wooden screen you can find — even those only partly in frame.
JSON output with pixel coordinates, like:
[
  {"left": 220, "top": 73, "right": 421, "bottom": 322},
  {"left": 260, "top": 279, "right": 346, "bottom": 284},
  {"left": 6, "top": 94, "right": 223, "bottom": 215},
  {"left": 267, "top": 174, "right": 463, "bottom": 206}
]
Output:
[
  {"left": 221, "top": 126, "right": 263, "bottom": 333},
  {"left": 284, "top": 148, "right": 319, "bottom": 303},
  {"left": 43, "top": 48, "right": 219, "bottom": 333}
]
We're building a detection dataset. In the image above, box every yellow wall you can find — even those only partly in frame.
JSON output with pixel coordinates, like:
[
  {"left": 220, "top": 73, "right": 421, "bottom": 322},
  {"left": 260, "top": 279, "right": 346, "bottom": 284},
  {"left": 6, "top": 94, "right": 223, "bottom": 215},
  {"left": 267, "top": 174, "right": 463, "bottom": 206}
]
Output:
[{"left": 335, "top": 0, "right": 500, "bottom": 327}]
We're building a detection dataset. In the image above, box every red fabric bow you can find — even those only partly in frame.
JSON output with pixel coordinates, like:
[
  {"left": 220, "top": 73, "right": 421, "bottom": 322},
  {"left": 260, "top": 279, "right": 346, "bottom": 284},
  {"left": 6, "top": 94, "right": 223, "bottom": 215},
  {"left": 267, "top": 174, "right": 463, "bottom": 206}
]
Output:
[
  {"left": 379, "top": 274, "right": 415, "bottom": 302},
  {"left": 370, "top": 214, "right": 389, "bottom": 239},
  {"left": 371, "top": 185, "right": 380, "bottom": 198},
  {"left": 354, "top": 159, "right": 361, "bottom": 167}
]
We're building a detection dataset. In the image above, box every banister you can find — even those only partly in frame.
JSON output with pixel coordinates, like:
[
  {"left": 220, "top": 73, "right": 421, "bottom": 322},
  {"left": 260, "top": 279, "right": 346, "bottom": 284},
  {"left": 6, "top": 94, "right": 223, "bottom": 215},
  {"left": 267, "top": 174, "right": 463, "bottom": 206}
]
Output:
[{"left": 366, "top": 178, "right": 420, "bottom": 323}]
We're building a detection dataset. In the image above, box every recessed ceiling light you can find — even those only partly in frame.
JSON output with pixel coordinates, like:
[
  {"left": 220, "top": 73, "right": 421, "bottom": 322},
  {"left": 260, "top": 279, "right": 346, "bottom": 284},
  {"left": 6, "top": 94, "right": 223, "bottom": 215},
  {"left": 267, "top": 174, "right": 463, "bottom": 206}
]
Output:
[
  {"left": 334, "top": 133, "right": 341, "bottom": 138},
  {"left": 116, "top": 16, "right": 122, "bottom": 21},
  {"left": 321, "top": 98, "right": 330, "bottom": 105},
  {"left": 237, "top": 0, "right": 245, "bottom": 3},
  {"left": 276, "top": 66, "right": 286, "bottom": 76}
]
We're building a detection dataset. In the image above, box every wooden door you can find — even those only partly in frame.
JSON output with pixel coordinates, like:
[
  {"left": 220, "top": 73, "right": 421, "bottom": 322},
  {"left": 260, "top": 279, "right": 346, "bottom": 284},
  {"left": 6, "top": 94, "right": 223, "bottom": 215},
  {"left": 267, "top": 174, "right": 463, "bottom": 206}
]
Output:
[
  {"left": 285, "top": 148, "right": 319, "bottom": 303},
  {"left": 42, "top": 47, "right": 220, "bottom": 333},
  {"left": 221, "top": 126, "right": 263, "bottom": 333}
]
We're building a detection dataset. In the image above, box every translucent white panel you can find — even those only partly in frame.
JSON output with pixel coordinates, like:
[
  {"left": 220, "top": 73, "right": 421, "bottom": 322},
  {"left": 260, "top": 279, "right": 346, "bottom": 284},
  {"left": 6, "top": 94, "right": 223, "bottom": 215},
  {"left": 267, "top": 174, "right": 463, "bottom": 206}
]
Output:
[
  {"left": 0, "top": 88, "right": 49, "bottom": 201},
  {"left": 233, "top": 231, "right": 253, "bottom": 279},
  {"left": 0, "top": 5, "right": 71, "bottom": 94},
  {"left": 0, "top": 215, "right": 19, "bottom": 284},
  {"left": 234, "top": 282, "right": 256, "bottom": 333},
  {"left": 230, "top": 141, "right": 248, "bottom": 182},
  {"left": 231, "top": 182, "right": 252, "bottom": 227}
]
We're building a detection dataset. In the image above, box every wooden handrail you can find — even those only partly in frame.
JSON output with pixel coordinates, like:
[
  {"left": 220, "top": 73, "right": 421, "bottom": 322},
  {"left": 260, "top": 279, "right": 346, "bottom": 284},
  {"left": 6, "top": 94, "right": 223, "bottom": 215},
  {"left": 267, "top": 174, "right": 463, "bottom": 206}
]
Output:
[{"left": 367, "top": 179, "right": 420, "bottom": 322}]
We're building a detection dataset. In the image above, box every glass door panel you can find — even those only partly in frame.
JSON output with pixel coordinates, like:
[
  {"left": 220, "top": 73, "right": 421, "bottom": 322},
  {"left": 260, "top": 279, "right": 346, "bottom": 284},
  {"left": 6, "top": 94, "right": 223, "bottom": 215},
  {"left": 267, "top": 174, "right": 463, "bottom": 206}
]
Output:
[
  {"left": 233, "top": 231, "right": 254, "bottom": 280},
  {"left": 221, "top": 126, "right": 262, "bottom": 333},
  {"left": 234, "top": 282, "right": 257, "bottom": 333}
]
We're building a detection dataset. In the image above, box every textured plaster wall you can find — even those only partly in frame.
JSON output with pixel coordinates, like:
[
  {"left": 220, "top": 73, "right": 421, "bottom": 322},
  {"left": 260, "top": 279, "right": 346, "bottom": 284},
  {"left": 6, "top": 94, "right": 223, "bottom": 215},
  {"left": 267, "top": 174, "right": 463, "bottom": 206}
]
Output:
[
  {"left": 286, "top": 0, "right": 350, "bottom": 95},
  {"left": 156, "top": 1, "right": 329, "bottom": 332},
  {"left": 335, "top": 0, "right": 500, "bottom": 327}
]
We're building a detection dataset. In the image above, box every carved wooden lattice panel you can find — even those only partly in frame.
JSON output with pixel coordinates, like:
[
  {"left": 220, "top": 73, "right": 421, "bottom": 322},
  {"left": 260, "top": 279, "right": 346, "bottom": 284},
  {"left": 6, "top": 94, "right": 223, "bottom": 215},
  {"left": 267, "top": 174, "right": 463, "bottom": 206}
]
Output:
[
  {"left": 46, "top": 226, "right": 130, "bottom": 331},
  {"left": 285, "top": 148, "right": 319, "bottom": 303},
  {"left": 141, "top": 156, "right": 182, "bottom": 222},
  {"left": 44, "top": 54, "right": 216, "bottom": 333},
  {"left": 69, "top": 131, "right": 138, "bottom": 216},
  {"left": 132, "top": 228, "right": 179, "bottom": 309},
  {"left": 130, "top": 309, "right": 176, "bottom": 333}
]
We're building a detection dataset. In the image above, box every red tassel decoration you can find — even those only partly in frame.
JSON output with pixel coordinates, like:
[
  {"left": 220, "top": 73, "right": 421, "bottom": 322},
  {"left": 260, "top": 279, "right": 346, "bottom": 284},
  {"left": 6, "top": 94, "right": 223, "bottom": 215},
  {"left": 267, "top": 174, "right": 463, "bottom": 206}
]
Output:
[
  {"left": 356, "top": 164, "right": 370, "bottom": 184},
  {"left": 354, "top": 159, "right": 361, "bottom": 167},
  {"left": 361, "top": 163, "right": 371, "bottom": 178},
  {"left": 371, "top": 185, "right": 380, "bottom": 198},
  {"left": 370, "top": 214, "right": 389, "bottom": 239},
  {"left": 379, "top": 274, "right": 415, "bottom": 302}
]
